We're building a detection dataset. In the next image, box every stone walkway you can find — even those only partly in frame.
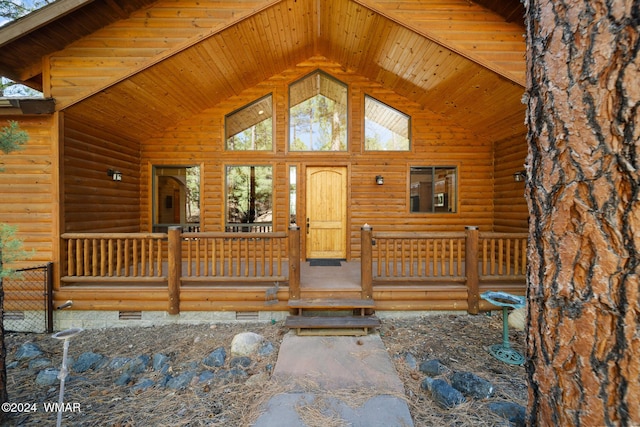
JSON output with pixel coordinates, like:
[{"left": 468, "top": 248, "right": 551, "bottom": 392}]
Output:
[{"left": 253, "top": 332, "right": 414, "bottom": 427}]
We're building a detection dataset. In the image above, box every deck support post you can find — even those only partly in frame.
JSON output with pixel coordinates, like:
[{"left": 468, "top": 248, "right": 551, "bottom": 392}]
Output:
[
  {"left": 288, "top": 225, "right": 301, "bottom": 300},
  {"left": 168, "top": 226, "right": 181, "bottom": 315},
  {"left": 465, "top": 226, "right": 480, "bottom": 314},
  {"left": 361, "top": 224, "right": 373, "bottom": 300}
]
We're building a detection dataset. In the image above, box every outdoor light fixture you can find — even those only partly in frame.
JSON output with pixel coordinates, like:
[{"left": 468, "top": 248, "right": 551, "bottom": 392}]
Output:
[
  {"left": 376, "top": 175, "right": 384, "bottom": 185},
  {"left": 107, "top": 169, "right": 122, "bottom": 181},
  {"left": 513, "top": 170, "right": 526, "bottom": 182}
]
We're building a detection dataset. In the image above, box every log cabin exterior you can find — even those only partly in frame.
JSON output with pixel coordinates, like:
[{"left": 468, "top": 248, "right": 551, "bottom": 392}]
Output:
[{"left": 0, "top": 0, "right": 529, "bottom": 329}]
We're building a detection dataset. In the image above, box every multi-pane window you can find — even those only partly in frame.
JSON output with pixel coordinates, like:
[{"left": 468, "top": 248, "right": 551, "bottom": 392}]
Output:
[
  {"left": 153, "top": 166, "right": 201, "bottom": 232},
  {"left": 364, "top": 95, "right": 410, "bottom": 151},
  {"left": 410, "top": 167, "right": 457, "bottom": 213},
  {"left": 226, "top": 165, "right": 273, "bottom": 232},
  {"left": 289, "top": 70, "right": 348, "bottom": 151},
  {"left": 225, "top": 95, "right": 273, "bottom": 150}
]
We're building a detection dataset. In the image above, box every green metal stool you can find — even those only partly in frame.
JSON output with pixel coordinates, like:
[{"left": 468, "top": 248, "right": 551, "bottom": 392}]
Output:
[{"left": 481, "top": 291, "right": 526, "bottom": 365}]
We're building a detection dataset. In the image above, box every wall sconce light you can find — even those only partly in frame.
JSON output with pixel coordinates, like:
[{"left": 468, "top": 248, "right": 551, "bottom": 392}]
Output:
[
  {"left": 375, "top": 175, "right": 384, "bottom": 185},
  {"left": 513, "top": 170, "right": 526, "bottom": 182},
  {"left": 107, "top": 169, "right": 122, "bottom": 181}
]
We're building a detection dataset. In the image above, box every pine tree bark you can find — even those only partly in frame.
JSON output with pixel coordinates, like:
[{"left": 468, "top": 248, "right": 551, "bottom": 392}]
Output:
[{"left": 524, "top": 0, "right": 640, "bottom": 425}]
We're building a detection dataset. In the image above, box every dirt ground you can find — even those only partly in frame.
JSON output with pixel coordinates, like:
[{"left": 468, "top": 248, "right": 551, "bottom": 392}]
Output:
[{"left": 3, "top": 313, "right": 527, "bottom": 426}]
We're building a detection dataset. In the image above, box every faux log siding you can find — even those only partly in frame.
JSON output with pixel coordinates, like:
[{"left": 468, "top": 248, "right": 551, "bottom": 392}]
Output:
[
  {"left": 0, "top": 116, "right": 56, "bottom": 268},
  {"left": 63, "top": 116, "right": 141, "bottom": 233},
  {"left": 140, "top": 60, "right": 494, "bottom": 258},
  {"left": 493, "top": 133, "right": 528, "bottom": 232}
]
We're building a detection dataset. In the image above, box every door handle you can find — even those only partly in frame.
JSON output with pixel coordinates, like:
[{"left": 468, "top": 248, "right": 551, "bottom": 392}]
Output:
[{"left": 306, "top": 218, "right": 310, "bottom": 234}]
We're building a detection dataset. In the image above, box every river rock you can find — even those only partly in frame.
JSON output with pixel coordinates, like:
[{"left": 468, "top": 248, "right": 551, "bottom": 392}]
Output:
[
  {"left": 73, "top": 352, "right": 104, "bottom": 373},
  {"left": 488, "top": 401, "right": 526, "bottom": 427},
  {"left": 35, "top": 368, "right": 60, "bottom": 386},
  {"left": 421, "top": 377, "right": 466, "bottom": 408},
  {"left": 28, "top": 358, "right": 51, "bottom": 370},
  {"left": 167, "top": 371, "right": 196, "bottom": 389},
  {"left": 419, "top": 359, "right": 448, "bottom": 376},
  {"left": 123, "top": 355, "right": 150, "bottom": 375},
  {"left": 230, "top": 332, "right": 264, "bottom": 357},
  {"left": 229, "top": 356, "right": 252, "bottom": 369},
  {"left": 450, "top": 371, "right": 494, "bottom": 399},
  {"left": 153, "top": 353, "right": 170, "bottom": 371},
  {"left": 203, "top": 347, "right": 226, "bottom": 367},
  {"left": 15, "top": 343, "right": 43, "bottom": 360}
]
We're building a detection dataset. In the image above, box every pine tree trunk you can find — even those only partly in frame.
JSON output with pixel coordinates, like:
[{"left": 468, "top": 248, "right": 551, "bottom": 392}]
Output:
[{"left": 524, "top": 0, "right": 640, "bottom": 425}]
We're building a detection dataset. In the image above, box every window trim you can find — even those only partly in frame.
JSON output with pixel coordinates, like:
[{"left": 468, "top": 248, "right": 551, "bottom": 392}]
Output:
[
  {"left": 408, "top": 165, "right": 459, "bottom": 215},
  {"left": 224, "top": 93, "right": 274, "bottom": 151},
  {"left": 224, "top": 163, "right": 275, "bottom": 232},
  {"left": 288, "top": 69, "right": 349, "bottom": 152},
  {"left": 363, "top": 94, "right": 411, "bottom": 152},
  {"left": 151, "top": 164, "right": 202, "bottom": 232}
]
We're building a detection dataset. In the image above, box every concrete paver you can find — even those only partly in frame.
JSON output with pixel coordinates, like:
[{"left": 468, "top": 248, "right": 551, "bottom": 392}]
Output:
[{"left": 252, "top": 332, "right": 414, "bottom": 427}]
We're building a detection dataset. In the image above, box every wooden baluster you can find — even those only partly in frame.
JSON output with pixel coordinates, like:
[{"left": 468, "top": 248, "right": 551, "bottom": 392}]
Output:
[
  {"left": 148, "top": 238, "right": 154, "bottom": 276},
  {"left": 67, "top": 240, "right": 74, "bottom": 277},
  {"left": 92, "top": 240, "right": 98, "bottom": 276},
  {"left": 83, "top": 239, "right": 90, "bottom": 276},
  {"left": 116, "top": 239, "right": 122, "bottom": 277},
  {"left": 196, "top": 238, "right": 201, "bottom": 277},
  {"left": 449, "top": 239, "right": 453, "bottom": 276},
  {"left": 482, "top": 239, "right": 487, "bottom": 276},
  {"left": 514, "top": 238, "right": 520, "bottom": 275},
  {"left": 204, "top": 237, "right": 209, "bottom": 276},
  {"left": 498, "top": 239, "right": 504, "bottom": 275},
  {"left": 490, "top": 239, "right": 496, "bottom": 275},
  {"left": 133, "top": 239, "right": 139, "bottom": 276},
  {"left": 75, "top": 239, "right": 82, "bottom": 276},
  {"left": 401, "top": 239, "right": 406, "bottom": 277},
  {"left": 433, "top": 239, "right": 438, "bottom": 276},
  {"left": 260, "top": 238, "right": 266, "bottom": 276},
  {"left": 212, "top": 238, "right": 218, "bottom": 276},
  {"left": 236, "top": 238, "right": 241, "bottom": 277},
  {"left": 441, "top": 239, "right": 446, "bottom": 276},
  {"left": 377, "top": 238, "right": 382, "bottom": 277},
  {"left": 244, "top": 238, "right": 249, "bottom": 277},
  {"left": 506, "top": 239, "right": 512, "bottom": 275},
  {"left": 186, "top": 239, "right": 192, "bottom": 276},
  {"left": 409, "top": 239, "right": 415, "bottom": 277},
  {"left": 457, "top": 238, "right": 463, "bottom": 276},
  {"left": 425, "top": 239, "right": 431, "bottom": 276},
  {"left": 101, "top": 239, "right": 107, "bottom": 276},
  {"left": 157, "top": 239, "right": 162, "bottom": 276},
  {"left": 124, "top": 239, "right": 130, "bottom": 277},
  {"left": 277, "top": 237, "right": 282, "bottom": 277}
]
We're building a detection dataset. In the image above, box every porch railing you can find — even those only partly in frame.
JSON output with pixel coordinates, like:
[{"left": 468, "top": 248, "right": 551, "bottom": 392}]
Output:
[
  {"left": 362, "top": 226, "right": 528, "bottom": 313},
  {"left": 61, "top": 233, "right": 167, "bottom": 282},
  {"left": 180, "top": 231, "right": 287, "bottom": 282}
]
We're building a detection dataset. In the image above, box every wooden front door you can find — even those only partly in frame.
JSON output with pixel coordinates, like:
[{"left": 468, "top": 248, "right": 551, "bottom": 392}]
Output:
[{"left": 306, "top": 166, "right": 347, "bottom": 259}]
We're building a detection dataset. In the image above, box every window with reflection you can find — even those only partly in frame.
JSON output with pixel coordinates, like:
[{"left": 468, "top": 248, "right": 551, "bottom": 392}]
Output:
[
  {"left": 410, "top": 167, "right": 457, "bottom": 213},
  {"left": 289, "top": 71, "right": 348, "bottom": 151},
  {"left": 226, "top": 165, "right": 273, "bottom": 232},
  {"left": 225, "top": 95, "right": 273, "bottom": 150},
  {"left": 153, "top": 165, "right": 200, "bottom": 232},
  {"left": 364, "top": 95, "right": 410, "bottom": 151}
]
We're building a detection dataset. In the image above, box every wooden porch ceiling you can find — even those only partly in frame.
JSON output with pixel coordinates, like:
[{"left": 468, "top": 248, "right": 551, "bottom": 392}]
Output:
[{"left": 0, "top": 0, "right": 527, "bottom": 144}]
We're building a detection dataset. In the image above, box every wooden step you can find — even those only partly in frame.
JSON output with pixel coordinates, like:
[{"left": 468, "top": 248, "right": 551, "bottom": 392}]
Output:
[
  {"left": 285, "top": 315, "right": 381, "bottom": 336},
  {"left": 288, "top": 298, "right": 375, "bottom": 309}
]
